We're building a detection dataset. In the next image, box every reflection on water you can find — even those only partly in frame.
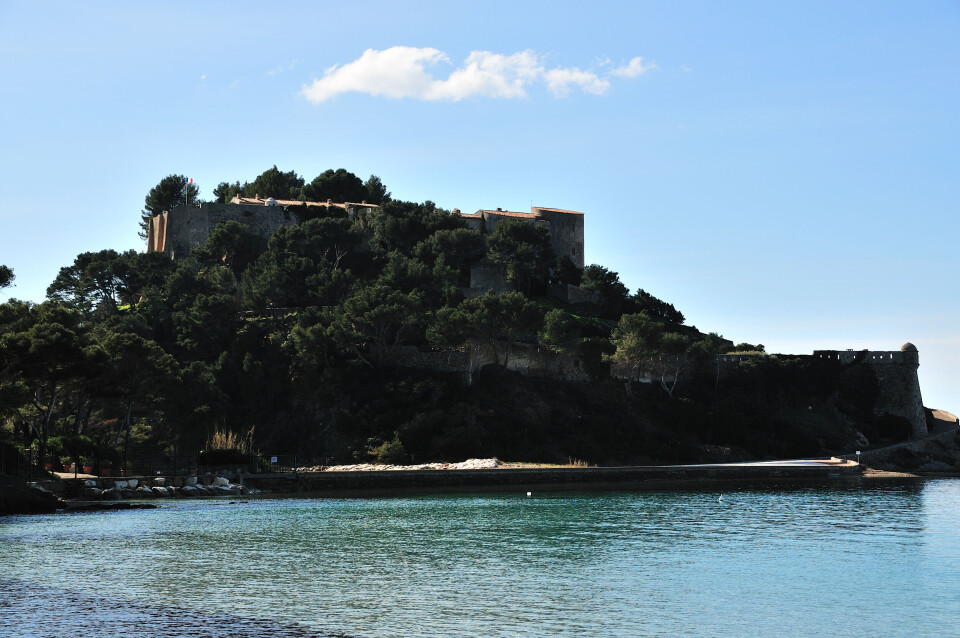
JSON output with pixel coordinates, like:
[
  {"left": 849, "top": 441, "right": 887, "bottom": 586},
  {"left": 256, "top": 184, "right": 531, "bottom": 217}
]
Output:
[{"left": 1, "top": 479, "right": 958, "bottom": 637}]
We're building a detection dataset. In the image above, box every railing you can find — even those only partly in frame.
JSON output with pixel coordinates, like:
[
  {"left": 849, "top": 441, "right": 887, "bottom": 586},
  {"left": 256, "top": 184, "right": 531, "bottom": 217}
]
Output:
[{"left": 105, "top": 454, "right": 301, "bottom": 477}]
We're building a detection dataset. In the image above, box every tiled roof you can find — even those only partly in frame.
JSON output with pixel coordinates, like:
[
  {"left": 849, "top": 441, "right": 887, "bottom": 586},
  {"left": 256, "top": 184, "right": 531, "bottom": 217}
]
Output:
[
  {"left": 230, "top": 196, "right": 378, "bottom": 208},
  {"left": 459, "top": 206, "right": 584, "bottom": 219},
  {"left": 533, "top": 207, "right": 584, "bottom": 215},
  {"left": 476, "top": 209, "right": 538, "bottom": 218}
]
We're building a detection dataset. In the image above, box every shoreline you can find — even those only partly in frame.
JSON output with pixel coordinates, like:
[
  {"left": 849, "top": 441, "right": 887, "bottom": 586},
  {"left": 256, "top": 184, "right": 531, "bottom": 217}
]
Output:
[{"left": 7, "top": 459, "right": 959, "bottom": 515}]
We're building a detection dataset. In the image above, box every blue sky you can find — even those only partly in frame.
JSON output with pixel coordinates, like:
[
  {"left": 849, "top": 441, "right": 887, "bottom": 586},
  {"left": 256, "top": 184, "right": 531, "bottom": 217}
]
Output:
[{"left": 1, "top": 1, "right": 958, "bottom": 413}]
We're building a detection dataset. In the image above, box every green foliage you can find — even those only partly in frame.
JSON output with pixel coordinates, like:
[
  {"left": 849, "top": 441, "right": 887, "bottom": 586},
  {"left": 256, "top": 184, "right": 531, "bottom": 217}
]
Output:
[
  {"left": 245, "top": 165, "right": 305, "bottom": 200},
  {"left": 213, "top": 181, "right": 243, "bottom": 204},
  {"left": 729, "top": 342, "right": 765, "bottom": 353},
  {"left": 301, "top": 168, "right": 366, "bottom": 203},
  {"left": 460, "top": 291, "right": 540, "bottom": 366},
  {"left": 487, "top": 220, "right": 555, "bottom": 294},
  {"left": 414, "top": 227, "right": 484, "bottom": 284},
  {"left": 630, "top": 289, "right": 685, "bottom": 326},
  {"left": 240, "top": 217, "right": 360, "bottom": 309},
  {"left": 141, "top": 175, "right": 199, "bottom": 239},
  {"left": 368, "top": 435, "right": 408, "bottom": 464},
  {"left": 331, "top": 285, "right": 425, "bottom": 367},
  {"left": 553, "top": 255, "right": 582, "bottom": 286},
  {"left": 581, "top": 264, "right": 628, "bottom": 299},
  {"left": 363, "top": 175, "right": 391, "bottom": 205},
  {"left": 0, "top": 265, "right": 13, "bottom": 290},
  {"left": 538, "top": 309, "right": 581, "bottom": 353},
  {"left": 361, "top": 200, "right": 463, "bottom": 257},
  {"left": 192, "top": 221, "right": 267, "bottom": 281},
  {"left": 605, "top": 312, "right": 665, "bottom": 380}
]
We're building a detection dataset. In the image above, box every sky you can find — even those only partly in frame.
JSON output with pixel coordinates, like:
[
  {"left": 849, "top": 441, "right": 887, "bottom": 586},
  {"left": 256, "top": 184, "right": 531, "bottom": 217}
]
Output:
[{"left": 1, "top": 1, "right": 958, "bottom": 413}]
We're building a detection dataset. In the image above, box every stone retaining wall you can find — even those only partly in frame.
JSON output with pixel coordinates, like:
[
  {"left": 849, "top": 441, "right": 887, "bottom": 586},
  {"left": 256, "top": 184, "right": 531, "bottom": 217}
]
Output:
[{"left": 245, "top": 463, "right": 862, "bottom": 494}]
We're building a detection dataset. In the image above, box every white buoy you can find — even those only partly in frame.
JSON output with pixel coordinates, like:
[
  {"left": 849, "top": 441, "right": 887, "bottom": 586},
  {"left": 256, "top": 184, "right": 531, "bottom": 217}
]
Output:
[
  {"left": 526, "top": 491, "right": 532, "bottom": 497},
  {"left": 718, "top": 494, "right": 723, "bottom": 503}
]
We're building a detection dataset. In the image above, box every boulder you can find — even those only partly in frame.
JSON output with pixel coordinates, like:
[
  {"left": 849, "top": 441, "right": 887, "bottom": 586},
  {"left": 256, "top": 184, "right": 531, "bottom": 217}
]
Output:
[
  {"left": 114, "top": 480, "right": 128, "bottom": 490},
  {"left": 185, "top": 476, "right": 198, "bottom": 487},
  {"left": 127, "top": 479, "right": 139, "bottom": 489},
  {"left": 180, "top": 485, "right": 200, "bottom": 496},
  {"left": 136, "top": 486, "right": 154, "bottom": 498},
  {"left": 81, "top": 487, "right": 102, "bottom": 498},
  {"left": 213, "top": 476, "right": 230, "bottom": 487},
  {"left": 153, "top": 477, "right": 166, "bottom": 487},
  {"left": 916, "top": 460, "right": 954, "bottom": 473},
  {"left": 101, "top": 488, "right": 122, "bottom": 501},
  {"left": 84, "top": 480, "right": 98, "bottom": 487}
]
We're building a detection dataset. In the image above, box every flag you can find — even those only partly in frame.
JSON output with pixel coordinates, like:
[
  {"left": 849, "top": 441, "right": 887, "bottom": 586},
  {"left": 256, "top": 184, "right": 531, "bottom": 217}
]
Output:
[{"left": 188, "top": 177, "right": 193, "bottom": 184}]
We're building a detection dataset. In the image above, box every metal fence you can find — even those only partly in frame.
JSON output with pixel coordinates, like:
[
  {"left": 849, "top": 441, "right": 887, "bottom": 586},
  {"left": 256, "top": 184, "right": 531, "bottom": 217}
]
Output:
[{"left": 104, "top": 454, "right": 301, "bottom": 477}]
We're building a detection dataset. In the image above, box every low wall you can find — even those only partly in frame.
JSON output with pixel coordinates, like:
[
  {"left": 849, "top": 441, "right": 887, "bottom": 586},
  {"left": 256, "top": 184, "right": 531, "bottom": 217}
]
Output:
[{"left": 245, "top": 463, "right": 863, "bottom": 494}]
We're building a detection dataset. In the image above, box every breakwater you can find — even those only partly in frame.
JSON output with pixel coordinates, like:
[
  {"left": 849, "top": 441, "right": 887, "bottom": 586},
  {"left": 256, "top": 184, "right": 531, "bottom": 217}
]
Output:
[{"left": 245, "top": 462, "right": 862, "bottom": 494}]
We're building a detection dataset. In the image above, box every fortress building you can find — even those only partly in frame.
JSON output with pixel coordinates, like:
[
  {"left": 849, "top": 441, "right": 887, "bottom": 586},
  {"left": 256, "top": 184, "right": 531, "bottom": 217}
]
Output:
[
  {"left": 148, "top": 199, "right": 586, "bottom": 271},
  {"left": 459, "top": 207, "right": 585, "bottom": 269},
  {"left": 147, "top": 196, "right": 378, "bottom": 259},
  {"left": 813, "top": 342, "right": 927, "bottom": 438}
]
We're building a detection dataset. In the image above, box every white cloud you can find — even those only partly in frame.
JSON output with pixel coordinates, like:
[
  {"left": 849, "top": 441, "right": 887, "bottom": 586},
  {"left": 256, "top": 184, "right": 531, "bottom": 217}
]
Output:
[
  {"left": 300, "top": 47, "right": 650, "bottom": 103},
  {"left": 543, "top": 67, "right": 609, "bottom": 97},
  {"left": 429, "top": 50, "right": 541, "bottom": 100},
  {"left": 301, "top": 47, "right": 449, "bottom": 102},
  {"left": 611, "top": 57, "right": 656, "bottom": 78},
  {"left": 200, "top": 74, "right": 207, "bottom": 80}
]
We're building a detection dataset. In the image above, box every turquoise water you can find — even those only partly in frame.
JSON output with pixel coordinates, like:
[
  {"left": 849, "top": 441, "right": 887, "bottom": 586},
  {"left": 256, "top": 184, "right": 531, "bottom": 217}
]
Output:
[{"left": 2, "top": 479, "right": 960, "bottom": 637}]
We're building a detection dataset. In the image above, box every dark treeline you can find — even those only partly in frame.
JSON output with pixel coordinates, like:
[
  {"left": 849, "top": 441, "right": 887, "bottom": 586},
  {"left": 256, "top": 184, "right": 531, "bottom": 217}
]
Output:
[{"left": 1, "top": 168, "right": 902, "bottom": 473}]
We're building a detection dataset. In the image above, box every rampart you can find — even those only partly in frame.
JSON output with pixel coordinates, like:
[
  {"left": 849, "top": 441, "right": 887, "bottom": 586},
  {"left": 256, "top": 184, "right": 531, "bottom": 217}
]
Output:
[
  {"left": 147, "top": 197, "right": 377, "bottom": 260},
  {"left": 605, "top": 343, "right": 929, "bottom": 439},
  {"left": 814, "top": 343, "right": 926, "bottom": 438},
  {"left": 149, "top": 201, "right": 585, "bottom": 275}
]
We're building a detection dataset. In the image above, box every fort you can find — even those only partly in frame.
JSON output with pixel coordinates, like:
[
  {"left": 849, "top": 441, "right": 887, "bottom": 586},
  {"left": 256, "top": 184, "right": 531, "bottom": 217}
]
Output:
[
  {"left": 145, "top": 199, "right": 929, "bottom": 441},
  {"left": 813, "top": 343, "right": 927, "bottom": 438},
  {"left": 146, "top": 198, "right": 585, "bottom": 268}
]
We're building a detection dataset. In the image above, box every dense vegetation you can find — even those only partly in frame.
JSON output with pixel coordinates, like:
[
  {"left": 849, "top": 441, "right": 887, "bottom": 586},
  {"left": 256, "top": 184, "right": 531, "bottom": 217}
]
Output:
[{"left": 0, "top": 167, "right": 905, "bottom": 473}]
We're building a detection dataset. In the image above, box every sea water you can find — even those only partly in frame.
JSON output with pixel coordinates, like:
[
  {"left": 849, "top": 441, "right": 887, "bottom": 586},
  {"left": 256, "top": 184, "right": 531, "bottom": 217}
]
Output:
[{"left": 1, "top": 479, "right": 959, "bottom": 637}]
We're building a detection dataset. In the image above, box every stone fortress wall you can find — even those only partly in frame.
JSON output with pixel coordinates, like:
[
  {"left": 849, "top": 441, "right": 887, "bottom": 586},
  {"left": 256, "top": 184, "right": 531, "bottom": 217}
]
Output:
[
  {"left": 147, "top": 197, "right": 377, "bottom": 260},
  {"left": 148, "top": 200, "right": 585, "bottom": 269},
  {"left": 813, "top": 343, "right": 927, "bottom": 438}
]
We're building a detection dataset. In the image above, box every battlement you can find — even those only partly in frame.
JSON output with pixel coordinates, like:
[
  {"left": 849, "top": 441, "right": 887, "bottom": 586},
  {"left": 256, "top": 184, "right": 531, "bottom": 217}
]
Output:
[{"left": 813, "top": 342, "right": 919, "bottom": 367}]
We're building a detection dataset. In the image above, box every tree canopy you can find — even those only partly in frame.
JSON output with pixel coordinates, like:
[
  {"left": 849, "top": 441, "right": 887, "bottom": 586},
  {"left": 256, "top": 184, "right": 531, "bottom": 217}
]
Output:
[
  {"left": 4, "top": 172, "right": 851, "bottom": 475},
  {"left": 0, "top": 265, "right": 13, "bottom": 290},
  {"left": 486, "top": 220, "right": 555, "bottom": 294},
  {"left": 140, "top": 175, "right": 199, "bottom": 239}
]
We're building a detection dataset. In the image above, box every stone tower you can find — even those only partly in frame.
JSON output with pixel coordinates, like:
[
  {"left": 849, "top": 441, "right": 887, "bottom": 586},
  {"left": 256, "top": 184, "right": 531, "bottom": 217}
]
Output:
[{"left": 872, "top": 342, "right": 927, "bottom": 438}]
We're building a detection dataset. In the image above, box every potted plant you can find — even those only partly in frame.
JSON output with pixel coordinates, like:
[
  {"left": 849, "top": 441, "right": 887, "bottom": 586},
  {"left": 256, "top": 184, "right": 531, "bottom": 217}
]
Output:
[
  {"left": 81, "top": 456, "right": 94, "bottom": 475},
  {"left": 61, "top": 456, "right": 73, "bottom": 472}
]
